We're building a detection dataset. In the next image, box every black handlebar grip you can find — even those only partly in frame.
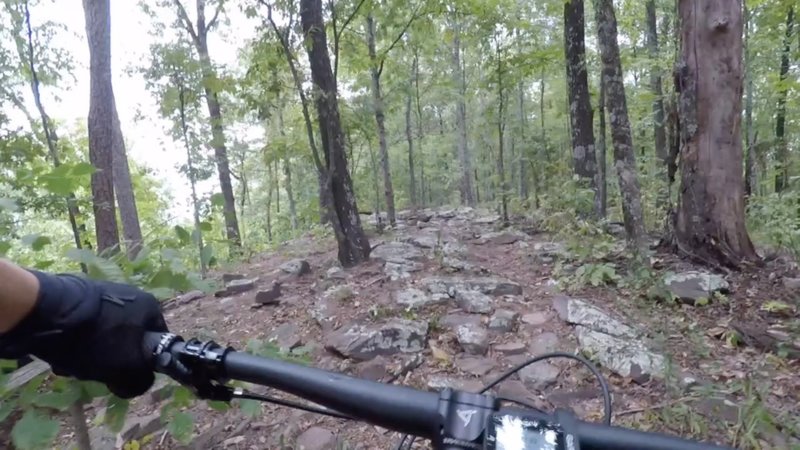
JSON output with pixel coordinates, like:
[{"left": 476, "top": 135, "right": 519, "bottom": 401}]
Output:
[
  {"left": 142, "top": 331, "right": 165, "bottom": 365},
  {"left": 576, "top": 421, "right": 736, "bottom": 450}
]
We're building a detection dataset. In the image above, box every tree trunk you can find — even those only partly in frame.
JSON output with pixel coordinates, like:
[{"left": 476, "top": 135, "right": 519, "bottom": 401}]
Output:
[
  {"left": 646, "top": 0, "right": 669, "bottom": 208},
  {"left": 675, "top": 0, "right": 758, "bottom": 267},
  {"left": 83, "top": 0, "right": 120, "bottom": 255},
  {"left": 178, "top": 86, "right": 207, "bottom": 277},
  {"left": 451, "top": 12, "right": 475, "bottom": 206},
  {"left": 111, "top": 103, "right": 143, "bottom": 259},
  {"left": 594, "top": 0, "right": 646, "bottom": 247},
  {"left": 774, "top": 6, "right": 794, "bottom": 193},
  {"left": 366, "top": 13, "right": 396, "bottom": 226},
  {"left": 265, "top": 158, "right": 273, "bottom": 243},
  {"left": 535, "top": 70, "right": 545, "bottom": 209},
  {"left": 598, "top": 75, "right": 608, "bottom": 218},
  {"left": 564, "top": 0, "right": 600, "bottom": 217},
  {"left": 495, "top": 37, "right": 509, "bottom": 226},
  {"left": 518, "top": 81, "right": 528, "bottom": 200},
  {"left": 744, "top": 4, "right": 756, "bottom": 199},
  {"left": 21, "top": 0, "right": 87, "bottom": 270},
  {"left": 276, "top": 102, "right": 298, "bottom": 230},
  {"left": 414, "top": 49, "right": 425, "bottom": 206},
  {"left": 406, "top": 63, "right": 417, "bottom": 209},
  {"left": 301, "top": 0, "right": 370, "bottom": 266}
]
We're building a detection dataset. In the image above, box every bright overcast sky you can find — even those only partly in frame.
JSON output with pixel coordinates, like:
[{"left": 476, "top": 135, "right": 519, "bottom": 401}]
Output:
[{"left": 23, "top": 0, "right": 258, "bottom": 222}]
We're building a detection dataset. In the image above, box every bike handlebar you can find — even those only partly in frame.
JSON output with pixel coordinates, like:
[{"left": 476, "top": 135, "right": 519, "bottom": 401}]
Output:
[{"left": 143, "top": 332, "right": 735, "bottom": 450}]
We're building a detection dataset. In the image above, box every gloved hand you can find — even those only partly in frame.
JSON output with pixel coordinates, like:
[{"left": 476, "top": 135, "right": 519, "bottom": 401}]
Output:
[{"left": 0, "top": 272, "right": 168, "bottom": 399}]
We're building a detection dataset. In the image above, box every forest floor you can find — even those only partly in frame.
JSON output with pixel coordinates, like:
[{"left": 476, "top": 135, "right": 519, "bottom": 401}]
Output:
[{"left": 60, "top": 207, "right": 800, "bottom": 450}]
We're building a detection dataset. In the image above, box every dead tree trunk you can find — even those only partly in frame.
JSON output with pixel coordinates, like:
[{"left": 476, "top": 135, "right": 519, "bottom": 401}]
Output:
[
  {"left": 594, "top": 0, "right": 646, "bottom": 247},
  {"left": 83, "top": 0, "right": 120, "bottom": 255},
  {"left": 366, "top": 13, "right": 396, "bottom": 226},
  {"left": 301, "top": 0, "right": 371, "bottom": 266},
  {"left": 675, "top": 0, "right": 758, "bottom": 267},
  {"left": 564, "top": 0, "right": 600, "bottom": 217}
]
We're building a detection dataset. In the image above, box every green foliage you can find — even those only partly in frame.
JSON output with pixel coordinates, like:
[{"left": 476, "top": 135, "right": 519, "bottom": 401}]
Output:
[{"left": 11, "top": 410, "right": 60, "bottom": 450}]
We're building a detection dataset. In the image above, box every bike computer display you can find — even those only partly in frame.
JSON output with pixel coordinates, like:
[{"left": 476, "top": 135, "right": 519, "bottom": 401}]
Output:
[{"left": 484, "top": 412, "right": 570, "bottom": 450}]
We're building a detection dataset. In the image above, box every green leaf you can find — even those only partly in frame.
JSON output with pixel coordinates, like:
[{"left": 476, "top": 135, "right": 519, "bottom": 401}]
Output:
[
  {"left": 200, "top": 246, "right": 213, "bottom": 267},
  {"left": 104, "top": 396, "right": 130, "bottom": 433},
  {"left": 21, "top": 234, "right": 52, "bottom": 252},
  {"left": 199, "top": 221, "right": 213, "bottom": 232},
  {"left": 166, "top": 411, "right": 193, "bottom": 444},
  {"left": 79, "top": 380, "right": 110, "bottom": 400},
  {"left": 207, "top": 400, "right": 230, "bottom": 412},
  {"left": 0, "top": 198, "right": 18, "bottom": 212},
  {"left": 32, "top": 385, "right": 81, "bottom": 411},
  {"left": 0, "top": 401, "right": 15, "bottom": 422},
  {"left": 210, "top": 193, "right": 225, "bottom": 207},
  {"left": 174, "top": 225, "right": 191, "bottom": 245},
  {"left": 11, "top": 410, "right": 60, "bottom": 450},
  {"left": 239, "top": 399, "right": 262, "bottom": 418},
  {"left": 70, "top": 162, "right": 96, "bottom": 176},
  {"left": 0, "top": 241, "right": 11, "bottom": 256}
]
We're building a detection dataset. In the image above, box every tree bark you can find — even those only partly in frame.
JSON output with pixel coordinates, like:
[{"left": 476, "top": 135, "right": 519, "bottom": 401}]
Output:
[
  {"left": 495, "top": 37, "right": 509, "bottom": 226},
  {"left": 675, "top": 0, "right": 758, "bottom": 267},
  {"left": 111, "top": 103, "right": 143, "bottom": 259},
  {"left": 414, "top": 48, "right": 426, "bottom": 206},
  {"left": 278, "top": 116, "right": 299, "bottom": 230},
  {"left": 451, "top": 11, "right": 475, "bottom": 206},
  {"left": 178, "top": 84, "right": 207, "bottom": 277},
  {"left": 83, "top": 0, "right": 120, "bottom": 255},
  {"left": 406, "top": 60, "right": 417, "bottom": 209},
  {"left": 598, "top": 75, "right": 608, "bottom": 218},
  {"left": 594, "top": 0, "right": 646, "bottom": 247},
  {"left": 301, "top": 0, "right": 370, "bottom": 266},
  {"left": 366, "top": 13, "right": 396, "bottom": 226},
  {"left": 744, "top": 4, "right": 756, "bottom": 199},
  {"left": 517, "top": 81, "right": 528, "bottom": 200},
  {"left": 774, "top": 6, "right": 794, "bottom": 193},
  {"left": 175, "top": 0, "right": 241, "bottom": 247},
  {"left": 564, "top": 0, "right": 600, "bottom": 217},
  {"left": 646, "top": 0, "right": 669, "bottom": 208}
]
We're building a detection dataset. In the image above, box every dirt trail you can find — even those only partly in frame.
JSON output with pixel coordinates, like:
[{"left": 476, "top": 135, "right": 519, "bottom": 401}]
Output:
[{"left": 70, "top": 207, "right": 800, "bottom": 450}]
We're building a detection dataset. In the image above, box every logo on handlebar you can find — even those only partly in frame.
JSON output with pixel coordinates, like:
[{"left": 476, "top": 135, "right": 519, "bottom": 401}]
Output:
[{"left": 457, "top": 409, "right": 478, "bottom": 427}]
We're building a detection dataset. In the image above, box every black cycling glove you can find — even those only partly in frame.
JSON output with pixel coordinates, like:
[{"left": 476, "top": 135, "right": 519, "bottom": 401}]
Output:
[{"left": 0, "top": 271, "right": 168, "bottom": 399}]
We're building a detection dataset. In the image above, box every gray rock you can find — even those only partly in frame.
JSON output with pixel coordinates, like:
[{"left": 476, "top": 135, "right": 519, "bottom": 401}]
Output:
[
  {"left": 455, "top": 290, "right": 493, "bottom": 314},
  {"left": 255, "top": 282, "right": 282, "bottom": 305},
  {"left": 296, "top": 427, "right": 337, "bottom": 450},
  {"left": 426, "top": 376, "right": 482, "bottom": 392},
  {"left": 495, "top": 342, "right": 527, "bottom": 355},
  {"left": 475, "top": 214, "right": 501, "bottom": 224},
  {"left": 384, "top": 260, "right": 423, "bottom": 280},
  {"left": 783, "top": 277, "right": 800, "bottom": 291},
  {"left": 575, "top": 325, "right": 665, "bottom": 382},
  {"left": 442, "top": 256, "right": 474, "bottom": 272},
  {"left": 395, "top": 288, "right": 449, "bottom": 309},
  {"left": 280, "top": 259, "right": 311, "bottom": 276},
  {"left": 529, "top": 332, "right": 560, "bottom": 355},
  {"left": 120, "top": 413, "right": 163, "bottom": 442},
  {"left": 663, "top": 271, "right": 729, "bottom": 304},
  {"left": 371, "top": 242, "right": 424, "bottom": 262},
  {"left": 311, "top": 297, "right": 339, "bottom": 329},
  {"left": 436, "top": 209, "right": 457, "bottom": 219},
  {"left": 222, "top": 273, "right": 245, "bottom": 283},
  {"left": 518, "top": 362, "right": 560, "bottom": 390},
  {"left": 424, "top": 277, "right": 523, "bottom": 296},
  {"left": 324, "top": 284, "right": 355, "bottom": 302},
  {"left": 478, "top": 230, "right": 527, "bottom": 245},
  {"left": 440, "top": 313, "right": 482, "bottom": 330},
  {"left": 521, "top": 312, "right": 550, "bottom": 327},
  {"left": 407, "top": 232, "right": 440, "bottom": 249},
  {"left": 495, "top": 380, "right": 547, "bottom": 408},
  {"left": 532, "top": 242, "right": 570, "bottom": 262},
  {"left": 552, "top": 296, "right": 638, "bottom": 339},
  {"left": 269, "top": 323, "right": 302, "bottom": 352},
  {"left": 455, "top": 356, "right": 497, "bottom": 376},
  {"left": 175, "top": 290, "right": 205, "bottom": 306},
  {"left": 326, "top": 266, "right": 347, "bottom": 280},
  {"left": 226, "top": 278, "right": 257, "bottom": 295},
  {"left": 488, "top": 309, "right": 519, "bottom": 332},
  {"left": 457, "top": 323, "right": 490, "bottom": 355},
  {"left": 325, "top": 319, "right": 428, "bottom": 361},
  {"left": 443, "top": 241, "right": 468, "bottom": 257},
  {"left": 355, "top": 356, "right": 389, "bottom": 381}
]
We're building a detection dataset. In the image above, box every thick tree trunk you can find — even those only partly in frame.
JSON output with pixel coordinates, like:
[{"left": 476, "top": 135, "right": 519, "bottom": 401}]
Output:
[
  {"left": 744, "top": 5, "right": 757, "bottom": 199},
  {"left": 564, "top": 0, "right": 600, "bottom": 217},
  {"left": 774, "top": 6, "right": 794, "bottom": 193},
  {"left": 301, "top": 0, "right": 370, "bottom": 266},
  {"left": 406, "top": 66, "right": 417, "bottom": 209},
  {"left": 675, "top": 0, "right": 758, "bottom": 267},
  {"left": 111, "top": 103, "right": 143, "bottom": 259},
  {"left": 598, "top": 76, "right": 608, "bottom": 218},
  {"left": 83, "top": 0, "right": 120, "bottom": 255},
  {"left": 366, "top": 13, "right": 396, "bottom": 226},
  {"left": 594, "top": 0, "right": 646, "bottom": 247},
  {"left": 451, "top": 12, "right": 475, "bottom": 206},
  {"left": 646, "top": 0, "right": 669, "bottom": 208}
]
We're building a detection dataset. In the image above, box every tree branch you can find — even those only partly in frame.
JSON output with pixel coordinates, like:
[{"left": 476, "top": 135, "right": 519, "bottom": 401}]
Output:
[
  {"left": 377, "top": 3, "right": 423, "bottom": 77},
  {"left": 337, "top": 0, "right": 368, "bottom": 42},
  {"left": 206, "top": 0, "right": 224, "bottom": 31},
  {"left": 173, "top": 0, "right": 199, "bottom": 44}
]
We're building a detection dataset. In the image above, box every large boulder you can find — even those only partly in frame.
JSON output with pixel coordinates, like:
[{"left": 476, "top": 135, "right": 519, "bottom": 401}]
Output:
[
  {"left": 488, "top": 309, "right": 519, "bottom": 332},
  {"left": 532, "top": 242, "right": 570, "bottom": 263},
  {"left": 455, "top": 290, "right": 493, "bottom": 314},
  {"left": 477, "top": 230, "right": 528, "bottom": 246},
  {"left": 325, "top": 319, "right": 428, "bottom": 361},
  {"left": 395, "top": 288, "right": 450, "bottom": 309},
  {"left": 456, "top": 323, "right": 490, "bottom": 355},
  {"left": 371, "top": 242, "right": 424, "bottom": 263},
  {"left": 384, "top": 260, "right": 423, "bottom": 280},
  {"left": 407, "top": 232, "right": 441, "bottom": 249},
  {"left": 663, "top": 271, "right": 729, "bottom": 305},
  {"left": 280, "top": 259, "right": 311, "bottom": 276}
]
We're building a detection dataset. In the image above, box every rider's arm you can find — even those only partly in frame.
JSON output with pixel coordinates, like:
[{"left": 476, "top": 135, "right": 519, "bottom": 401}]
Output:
[{"left": 0, "top": 259, "right": 39, "bottom": 333}]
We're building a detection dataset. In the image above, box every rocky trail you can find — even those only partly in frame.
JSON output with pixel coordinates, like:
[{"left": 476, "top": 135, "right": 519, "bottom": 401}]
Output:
[{"left": 65, "top": 208, "right": 800, "bottom": 450}]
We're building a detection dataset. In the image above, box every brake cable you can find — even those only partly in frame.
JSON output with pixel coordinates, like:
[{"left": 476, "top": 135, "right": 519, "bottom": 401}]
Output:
[
  {"left": 395, "top": 351, "right": 613, "bottom": 450},
  {"left": 231, "top": 387, "right": 355, "bottom": 421}
]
